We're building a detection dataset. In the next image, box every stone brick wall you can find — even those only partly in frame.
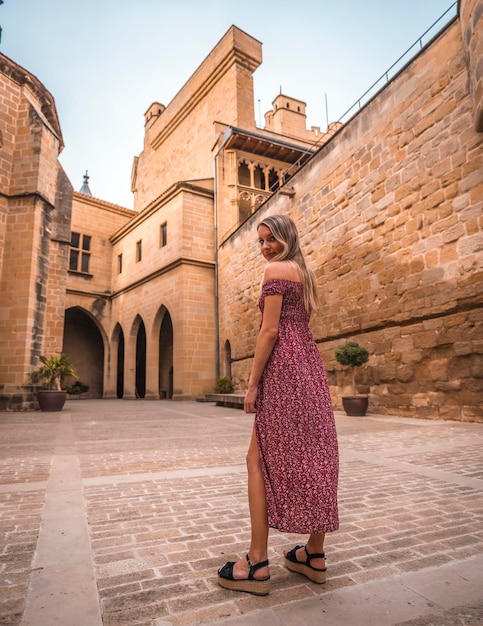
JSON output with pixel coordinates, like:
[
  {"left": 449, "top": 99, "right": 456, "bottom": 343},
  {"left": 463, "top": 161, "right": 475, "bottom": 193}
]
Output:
[
  {"left": 67, "top": 192, "right": 135, "bottom": 306},
  {"left": 0, "top": 54, "right": 71, "bottom": 410},
  {"left": 64, "top": 184, "right": 217, "bottom": 401},
  {"left": 132, "top": 26, "right": 262, "bottom": 210},
  {"left": 218, "top": 17, "right": 483, "bottom": 421},
  {"left": 109, "top": 185, "right": 216, "bottom": 400},
  {"left": 460, "top": 0, "right": 483, "bottom": 130}
]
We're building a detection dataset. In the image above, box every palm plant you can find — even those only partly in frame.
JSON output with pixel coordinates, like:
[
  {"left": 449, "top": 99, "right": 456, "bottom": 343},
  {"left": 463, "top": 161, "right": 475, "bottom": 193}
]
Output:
[{"left": 32, "top": 354, "right": 77, "bottom": 390}]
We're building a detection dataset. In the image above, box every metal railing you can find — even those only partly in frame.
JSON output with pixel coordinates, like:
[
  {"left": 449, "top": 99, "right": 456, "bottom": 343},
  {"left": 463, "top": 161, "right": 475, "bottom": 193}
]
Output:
[
  {"left": 336, "top": 2, "right": 458, "bottom": 125},
  {"left": 222, "top": 2, "right": 459, "bottom": 243}
]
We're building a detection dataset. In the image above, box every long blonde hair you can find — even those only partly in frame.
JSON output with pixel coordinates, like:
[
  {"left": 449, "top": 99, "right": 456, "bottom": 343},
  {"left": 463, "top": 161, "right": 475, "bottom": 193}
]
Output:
[{"left": 258, "top": 214, "right": 318, "bottom": 313}]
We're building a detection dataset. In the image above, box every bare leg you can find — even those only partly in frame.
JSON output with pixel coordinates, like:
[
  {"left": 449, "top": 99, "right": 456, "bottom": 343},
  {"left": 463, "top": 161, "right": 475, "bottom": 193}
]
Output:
[
  {"left": 232, "top": 424, "right": 270, "bottom": 580},
  {"left": 291, "top": 533, "right": 326, "bottom": 570}
]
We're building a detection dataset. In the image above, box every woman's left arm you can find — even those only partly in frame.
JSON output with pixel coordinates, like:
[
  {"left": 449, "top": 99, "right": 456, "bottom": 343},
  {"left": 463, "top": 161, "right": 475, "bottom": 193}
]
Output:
[{"left": 244, "top": 293, "right": 283, "bottom": 413}]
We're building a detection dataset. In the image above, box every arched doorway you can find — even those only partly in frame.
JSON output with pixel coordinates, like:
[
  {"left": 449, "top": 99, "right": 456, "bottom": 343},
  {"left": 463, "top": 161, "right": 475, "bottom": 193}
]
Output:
[
  {"left": 62, "top": 307, "right": 105, "bottom": 397},
  {"left": 224, "top": 340, "right": 232, "bottom": 379},
  {"left": 159, "top": 310, "right": 173, "bottom": 399},
  {"left": 113, "top": 323, "right": 125, "bottom": 399},
  {"left": 135, "top": 320, "right": 146, "bottom": 398}
]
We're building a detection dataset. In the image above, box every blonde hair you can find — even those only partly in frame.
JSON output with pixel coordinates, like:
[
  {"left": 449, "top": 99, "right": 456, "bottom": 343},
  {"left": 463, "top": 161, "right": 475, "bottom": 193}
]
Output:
[{"left": 258, "top": 214, "right": 318, "bottom": 313}]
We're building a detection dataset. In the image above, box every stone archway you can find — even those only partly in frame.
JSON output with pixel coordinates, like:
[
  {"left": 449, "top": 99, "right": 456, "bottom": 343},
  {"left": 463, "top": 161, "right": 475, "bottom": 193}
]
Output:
[
  {"left": 135, "top": 320, "right": 146, "bottom": 398},
  {"left": 62, "top": 307, "right": 105, "bottom": 398},
  {"left": 223, "top": 340, "right": 232, "bottom": 379},
  {"left": 112, "top": 323, "right": 125, "bottom": 399},
  {"left": 159, "top": 310, "right": 173, "bottom": 399}
]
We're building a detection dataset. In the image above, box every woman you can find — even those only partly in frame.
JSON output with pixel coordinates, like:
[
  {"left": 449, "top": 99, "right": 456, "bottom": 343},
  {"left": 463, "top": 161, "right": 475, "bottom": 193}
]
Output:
[{"left": 217, "top": 214, "right": 339, "bottom": 596}]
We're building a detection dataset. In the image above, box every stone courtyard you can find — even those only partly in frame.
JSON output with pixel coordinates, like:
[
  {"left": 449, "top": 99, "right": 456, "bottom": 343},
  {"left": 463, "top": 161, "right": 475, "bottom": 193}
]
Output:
[{"left": 0, "top": 399, "right": 482, "bottom": 625}]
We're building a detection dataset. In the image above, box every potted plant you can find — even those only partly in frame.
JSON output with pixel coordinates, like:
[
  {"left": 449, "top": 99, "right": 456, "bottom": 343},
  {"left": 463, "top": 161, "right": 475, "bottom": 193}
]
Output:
[
  {"left": 32, "top": 354, "right": 77, "bottom": 412},
  {"left": 214, "top": 377, "right": 235, "bottom": 394},
  {"left": 65, "top": 380, "right": 89, "bottom": 397},
  {"left": 334, "top": 341, "right": 369, "bottom": 416}
]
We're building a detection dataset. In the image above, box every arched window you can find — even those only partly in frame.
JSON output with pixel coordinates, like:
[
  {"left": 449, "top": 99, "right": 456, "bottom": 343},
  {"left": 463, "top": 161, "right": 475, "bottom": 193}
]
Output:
[
  {"left": 268, "top": 168, "right": 280, "bottom": 192},
  {"left": 238, "top": 161, "right": 250, "bottom": 186},
  {"left": 253, "top": 164, "right": 264, "bottom": 190}
]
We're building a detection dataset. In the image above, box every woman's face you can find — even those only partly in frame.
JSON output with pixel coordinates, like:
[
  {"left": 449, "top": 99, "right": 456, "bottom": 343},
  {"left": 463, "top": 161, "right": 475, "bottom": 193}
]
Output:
[{"left": 258, "top": 225, "right": 284, "bottom": 262}]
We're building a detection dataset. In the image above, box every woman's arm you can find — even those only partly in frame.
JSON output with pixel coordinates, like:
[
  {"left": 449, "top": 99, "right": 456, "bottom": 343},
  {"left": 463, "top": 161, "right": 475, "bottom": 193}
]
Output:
[{"left": 244, "top": 291, "right": 283, "bottom": 413}]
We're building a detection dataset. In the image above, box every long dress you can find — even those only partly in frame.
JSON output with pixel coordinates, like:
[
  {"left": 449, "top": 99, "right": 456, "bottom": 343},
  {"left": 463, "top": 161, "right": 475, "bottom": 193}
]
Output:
[{"left": 255, "top": 279, "right": 339, "bottom": 534}]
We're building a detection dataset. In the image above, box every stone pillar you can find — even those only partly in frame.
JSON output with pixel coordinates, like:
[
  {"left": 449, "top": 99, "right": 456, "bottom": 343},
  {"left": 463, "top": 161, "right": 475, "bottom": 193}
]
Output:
[
  {"left": 144, "top": 333, "right": 160, "bottom": 401},
  {"left": 122, "top": 335, "right": 137, "bottom": 400}
]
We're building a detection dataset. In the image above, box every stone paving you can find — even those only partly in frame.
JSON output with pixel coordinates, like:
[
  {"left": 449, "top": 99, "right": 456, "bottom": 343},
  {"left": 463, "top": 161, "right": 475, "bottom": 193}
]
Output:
[{"left": 0, "top": 399, "right": 482, "bottom": 625}]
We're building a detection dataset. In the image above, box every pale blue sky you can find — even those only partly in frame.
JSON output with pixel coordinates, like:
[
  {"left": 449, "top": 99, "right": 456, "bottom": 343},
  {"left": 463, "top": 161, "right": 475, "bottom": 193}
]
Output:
[{"left": 2, "top": 1, "right": 456, "bottom": 207}]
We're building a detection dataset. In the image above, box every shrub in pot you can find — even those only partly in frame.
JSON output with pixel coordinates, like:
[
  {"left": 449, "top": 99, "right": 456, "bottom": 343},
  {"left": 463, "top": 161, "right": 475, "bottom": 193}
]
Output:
[
  {"left": 334, "top": 341, "right": 369, "bottom": 416},
  {"left": 214, "top": 377, "right": 235, "bottom": 394},
  {"left": 66, "top": 381, "right": 89, "bottom": 396},
  {"left": 32, "top": 354, "right": 77, "bottom": 412}
]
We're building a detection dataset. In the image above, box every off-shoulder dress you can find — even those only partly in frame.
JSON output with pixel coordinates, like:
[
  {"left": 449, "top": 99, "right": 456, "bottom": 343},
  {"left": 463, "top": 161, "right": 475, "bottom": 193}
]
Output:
[{"left": 255, "top": 279, "right": 339, "bottom": 534}]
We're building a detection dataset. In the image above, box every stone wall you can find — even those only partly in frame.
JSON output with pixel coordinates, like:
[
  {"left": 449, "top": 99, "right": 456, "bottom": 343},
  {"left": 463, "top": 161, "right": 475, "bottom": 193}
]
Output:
[
  {"left": 132, "top": 26, "right": 262, "bottom": 210},
  {"left": 218, "top": 16, "right": 483, "bottom": 421},
  {"left": 64, "top": 183, "right": 217, "bottom": 401},
  {"left": 460, "top": 0, "right": 483, "bottom": 130},
  {"left": 0, "top": 54, "right": 71, "bottom": 410}
]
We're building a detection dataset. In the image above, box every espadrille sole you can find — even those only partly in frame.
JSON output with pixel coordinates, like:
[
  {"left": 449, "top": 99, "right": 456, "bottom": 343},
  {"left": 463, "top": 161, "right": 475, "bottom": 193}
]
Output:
[
  {"left": 284, "top": 557, "right": 327, "bottom": 584},
  {"left": 217, "top": 575, "right": 270, "bottom": 595}
]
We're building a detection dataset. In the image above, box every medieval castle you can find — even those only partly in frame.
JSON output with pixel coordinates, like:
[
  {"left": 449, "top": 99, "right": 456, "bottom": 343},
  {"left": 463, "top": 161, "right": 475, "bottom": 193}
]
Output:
[{"left": 0, "top": 0, "right": 481, "bottom": 420}]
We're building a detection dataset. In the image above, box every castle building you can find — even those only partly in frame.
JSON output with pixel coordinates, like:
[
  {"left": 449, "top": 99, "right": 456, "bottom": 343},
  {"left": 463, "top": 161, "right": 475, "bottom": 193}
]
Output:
[{"left": 0, "top": 0, "right": 482, "bottom": 420}]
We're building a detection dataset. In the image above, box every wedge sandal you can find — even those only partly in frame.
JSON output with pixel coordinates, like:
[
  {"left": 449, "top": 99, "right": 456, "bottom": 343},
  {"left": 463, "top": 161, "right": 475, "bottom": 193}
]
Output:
[
  {"left": 217, "top": 554, "right": 270, "bottom": 595},
  {"left": 284, "top": 544, "right": 327, "bottom": 584}
]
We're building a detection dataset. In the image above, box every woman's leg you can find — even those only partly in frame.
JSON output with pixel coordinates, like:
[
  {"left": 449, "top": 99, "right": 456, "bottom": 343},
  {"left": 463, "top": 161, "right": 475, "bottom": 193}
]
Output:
[
  {"left": 291, "top": 533, "right": 326, "bottom": 569},
  {"left": 231, "top": 423, "right": 270, "bottom": 579}
]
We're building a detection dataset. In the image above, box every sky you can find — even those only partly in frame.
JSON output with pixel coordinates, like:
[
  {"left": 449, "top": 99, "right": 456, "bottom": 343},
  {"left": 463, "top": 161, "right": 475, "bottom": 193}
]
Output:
[{"left": 1, "top": 0, "right": 457, "bottom": 208}]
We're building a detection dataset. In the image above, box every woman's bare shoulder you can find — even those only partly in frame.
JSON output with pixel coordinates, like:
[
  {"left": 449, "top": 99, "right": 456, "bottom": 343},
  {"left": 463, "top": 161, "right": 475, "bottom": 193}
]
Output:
[{"left": 264, "top": 261, "right": 300, "bottom": 282}]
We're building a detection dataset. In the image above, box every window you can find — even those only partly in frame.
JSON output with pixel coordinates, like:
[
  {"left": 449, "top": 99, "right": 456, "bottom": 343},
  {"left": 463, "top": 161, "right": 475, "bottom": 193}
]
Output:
[
  {"left": 160, "top": 222, "right": 167, "bottom": 247},
  {"left": 69, "top": 232, "right": 91, "bottom": 274},
  {"left": 136, "top": 240, "right": 142, "bottom": 262},
  {"left": 118, "top": 253, "right": 123, "bottom": 274},
  {"left": 238, "top": 160, "right": 250, "bottom": 186},
  {"left": 254, "top": 165, "right": 265, "bottom": 190}
]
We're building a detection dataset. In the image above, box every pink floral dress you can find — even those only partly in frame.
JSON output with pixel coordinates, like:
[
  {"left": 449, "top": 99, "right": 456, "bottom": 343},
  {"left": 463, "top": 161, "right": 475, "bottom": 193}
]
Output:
[{"left": 255, "top": 279, "right": 339, "bottom": 534}]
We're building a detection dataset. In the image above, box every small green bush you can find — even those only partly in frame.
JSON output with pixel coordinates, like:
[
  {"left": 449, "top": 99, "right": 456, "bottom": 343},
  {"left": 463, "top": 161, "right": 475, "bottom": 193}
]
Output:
[
  {"left": 334, "top": 341, "right": 369, "bottom": 396},
  {"left": 66, "top": 381, "right": 89, "bottom": 395},
  {"left": 214, "top": 377, "right": 235, "bottom": 394}
]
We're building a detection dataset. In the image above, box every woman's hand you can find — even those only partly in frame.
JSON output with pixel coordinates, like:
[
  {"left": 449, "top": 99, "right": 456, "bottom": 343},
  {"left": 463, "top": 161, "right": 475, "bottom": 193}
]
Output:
[{"left": 244, "top": 387, "right": 257, "bottom": 413}]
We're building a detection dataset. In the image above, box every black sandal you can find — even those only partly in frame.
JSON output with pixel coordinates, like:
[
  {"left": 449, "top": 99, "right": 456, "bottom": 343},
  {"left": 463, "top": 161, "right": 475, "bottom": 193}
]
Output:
[
  {"left": 284, "top": 544, "right": 327, "bottom": 584},
  {"left": 217, "top": 554, "right": 270, "bottom": 595}
]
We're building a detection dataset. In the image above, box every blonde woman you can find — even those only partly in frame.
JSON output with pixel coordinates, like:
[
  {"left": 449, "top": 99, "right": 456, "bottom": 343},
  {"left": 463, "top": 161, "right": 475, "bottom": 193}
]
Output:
[{"left": 218, "top": 214, "right": 339, "bottom": 595}]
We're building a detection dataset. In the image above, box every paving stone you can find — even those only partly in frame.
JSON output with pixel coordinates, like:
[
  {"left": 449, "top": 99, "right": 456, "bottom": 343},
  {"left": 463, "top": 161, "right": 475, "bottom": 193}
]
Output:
[{"left": 0, "top": 401, "right": 482, "bottom": 625}]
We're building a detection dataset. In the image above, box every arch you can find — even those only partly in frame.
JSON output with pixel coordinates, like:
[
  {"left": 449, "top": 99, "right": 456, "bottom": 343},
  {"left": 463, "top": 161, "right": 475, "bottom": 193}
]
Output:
[
  {"left": 254, "top": 194, "right": 265, "bottom": 210},
  {"left": 112, "top": 322, "right": 125, "bottom": 398},
  {"left": 158, "top": 308, "right": 174, "bottom": 399},
  {"left": 268, "top": 167, "right": 280, "bottom": 192},
  {"left": 238, "top": 160, "right": 250, "bottom": 186},
  {"left": 62, "top": 307, "right": 106, "bottom": 398},
  {"left": 134, "top": 317, "right": 146, "bottom": 398},
  {"left": 238, "top": 191, "right": 252, "bottom": 223},
  {"left": 223, "top": 340, "right": 232, "bottom": 379},
  {"left": 253, "top": 164, "right": 264, "bottom": 190}
]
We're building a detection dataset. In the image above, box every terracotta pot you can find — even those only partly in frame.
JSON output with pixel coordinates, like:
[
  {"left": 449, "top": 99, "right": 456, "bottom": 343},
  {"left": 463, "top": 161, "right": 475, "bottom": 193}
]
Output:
[
  {"left": 37, "top": 390, "right": 67, "bottom": 412},
  {"left": 342, "top": 396, "right": 368, "bottom": 416}
]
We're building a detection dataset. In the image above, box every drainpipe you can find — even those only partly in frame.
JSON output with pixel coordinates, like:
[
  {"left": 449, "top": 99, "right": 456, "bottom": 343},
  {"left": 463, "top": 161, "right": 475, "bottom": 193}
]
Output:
[{"left": 213, "top": 129, "right": 233, "bottom": 380}]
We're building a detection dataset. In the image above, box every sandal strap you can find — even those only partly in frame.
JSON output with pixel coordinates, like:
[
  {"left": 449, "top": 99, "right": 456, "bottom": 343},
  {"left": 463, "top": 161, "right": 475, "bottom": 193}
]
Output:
[
  {"left": 304, "top": 545, "right": 325, "bottom": 563},
  {"left": 246, "top": 554, "right": 269, "bottom": 580}
]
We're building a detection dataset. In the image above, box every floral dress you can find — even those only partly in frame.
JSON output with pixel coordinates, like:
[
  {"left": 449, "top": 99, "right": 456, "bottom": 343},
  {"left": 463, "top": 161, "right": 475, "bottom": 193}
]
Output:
[{"left": 255, "top": 279, "right": 339, "bottom": 534}]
